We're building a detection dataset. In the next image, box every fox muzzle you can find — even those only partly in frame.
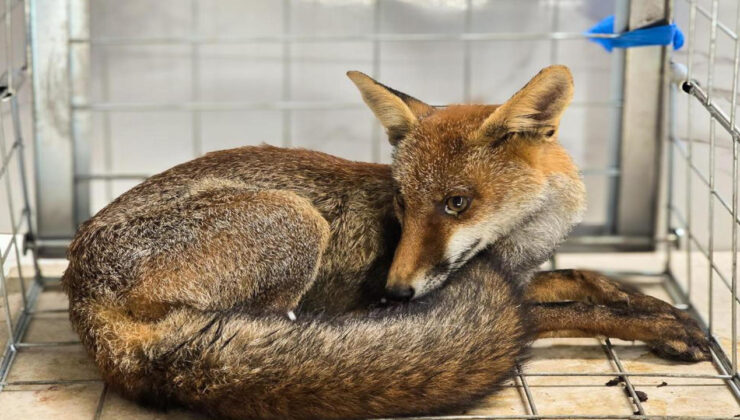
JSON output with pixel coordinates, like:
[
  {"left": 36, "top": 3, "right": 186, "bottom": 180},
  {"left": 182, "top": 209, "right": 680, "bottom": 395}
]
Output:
[
  {"left": 384, "top": 282, "right": 415, "bottom": 301},
  {"left": 386, "top": 261, "right": 427, "bottom": 301}
]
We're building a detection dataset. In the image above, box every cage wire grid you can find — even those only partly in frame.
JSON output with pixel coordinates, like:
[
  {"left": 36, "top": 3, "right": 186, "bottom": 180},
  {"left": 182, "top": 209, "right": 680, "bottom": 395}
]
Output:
[
  {"left": 62, "top": 0, "right": 634, "bottom": 243},
  {"left": 0, "top": 0, "right": 740, "bottom": 418}
]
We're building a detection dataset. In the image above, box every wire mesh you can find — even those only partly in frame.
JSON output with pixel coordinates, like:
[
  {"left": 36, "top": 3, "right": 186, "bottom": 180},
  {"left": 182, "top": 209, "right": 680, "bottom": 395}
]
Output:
[
  {"left": 1, "top": 0, "right": 739, "bottom": 418},
  {"left": 665, "top": 0, "right": 740, "bottom": 410},
  {"left": 669, "top": 0, "right": 740, "bottom": 369},
  {"left": 0, "top": 0, "right": 44, "bottom": 391},
  {"left": 64, "top": 0, "right": 626, "bottom": 242}
]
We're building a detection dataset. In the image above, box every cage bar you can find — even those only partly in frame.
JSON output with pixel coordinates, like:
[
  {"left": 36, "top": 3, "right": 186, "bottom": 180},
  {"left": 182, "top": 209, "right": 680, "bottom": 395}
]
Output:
[{"left": 728, "top": 0, "right": 740, "bottom": 375}]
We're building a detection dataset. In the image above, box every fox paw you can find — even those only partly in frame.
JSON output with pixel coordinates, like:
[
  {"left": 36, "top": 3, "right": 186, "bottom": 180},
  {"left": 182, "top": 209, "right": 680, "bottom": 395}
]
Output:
[
  {"left": 577, "top": 271, "right": 711, "bottom": 362},
  {"left": 622, "top": 292, "right": 711, "bottom": 362},
  {"left": 649, "top": 337, "right": 711, "bottom": 362},
  {"left": 644, "top": 306, "right": 711, "bottom": 362}
]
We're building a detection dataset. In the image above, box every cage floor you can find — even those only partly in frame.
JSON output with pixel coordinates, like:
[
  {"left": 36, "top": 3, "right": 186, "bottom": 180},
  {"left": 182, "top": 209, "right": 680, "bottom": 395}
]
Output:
[{"left": 0, "top": 253, "right": 738, "bottom": 419}]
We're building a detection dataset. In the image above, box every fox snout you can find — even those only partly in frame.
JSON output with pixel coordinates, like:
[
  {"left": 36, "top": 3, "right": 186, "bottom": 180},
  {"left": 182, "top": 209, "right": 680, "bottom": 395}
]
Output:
[
  {"left": 385, "top": 281, "right": 416, "bottom": 301},
  {"left": 385, "top": 220, "right": 447, "bottom": 301},
  {"left": 385, "top": 247, "right": 424, "bottom": 301},
  {"left": 385, "top": 267, "right": 425, "bottom": 301},
  {"left": 385, "top": 263, "right": 447, "bottom": 301}
]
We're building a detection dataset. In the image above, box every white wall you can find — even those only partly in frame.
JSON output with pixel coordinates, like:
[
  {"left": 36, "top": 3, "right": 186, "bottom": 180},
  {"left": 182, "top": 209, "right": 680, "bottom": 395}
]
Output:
[
  {"left": 83, "top": 0, "right": 618, "bottom": 230},
  {"left": 3, "top": 1, "right": 736, "bottom": 254}
]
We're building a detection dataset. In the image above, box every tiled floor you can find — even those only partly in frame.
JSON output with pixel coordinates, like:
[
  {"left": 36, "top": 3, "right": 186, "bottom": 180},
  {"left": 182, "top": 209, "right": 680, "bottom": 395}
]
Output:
[{"left": 0, "top": 253, "right": 738, "bottom": 419}]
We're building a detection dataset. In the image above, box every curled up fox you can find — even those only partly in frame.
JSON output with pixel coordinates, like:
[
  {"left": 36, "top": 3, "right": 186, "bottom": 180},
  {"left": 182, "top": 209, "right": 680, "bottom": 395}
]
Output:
[{"left": 63, "top": 65, "right": 710, "bottom": 419}]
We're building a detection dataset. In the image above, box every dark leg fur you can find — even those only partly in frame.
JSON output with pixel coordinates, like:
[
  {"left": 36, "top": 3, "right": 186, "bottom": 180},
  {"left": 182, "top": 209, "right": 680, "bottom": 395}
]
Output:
[{"left": 526, "top": 270, "right": 711, "bottom": 362}]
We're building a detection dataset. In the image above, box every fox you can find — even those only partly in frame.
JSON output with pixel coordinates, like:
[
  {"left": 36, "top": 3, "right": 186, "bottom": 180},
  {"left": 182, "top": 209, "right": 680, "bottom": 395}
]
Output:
[{"left": 62, "top": 65, "right": 710, "bottom": 420}]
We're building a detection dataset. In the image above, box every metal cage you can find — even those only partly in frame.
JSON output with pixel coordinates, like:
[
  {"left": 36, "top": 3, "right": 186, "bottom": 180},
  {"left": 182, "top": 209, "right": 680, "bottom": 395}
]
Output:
[
  {"left": 30, "top": 0, "right": 665, "bottom": 254},
  {"left": 1, "top": 0, "right": 740, "bottom": 418}
]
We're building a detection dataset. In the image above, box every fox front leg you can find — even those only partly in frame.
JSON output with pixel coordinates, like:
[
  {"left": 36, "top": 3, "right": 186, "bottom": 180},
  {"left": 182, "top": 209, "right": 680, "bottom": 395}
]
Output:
[
  {"left": 525, "top": 269, "right": 711, "bottom": 362},
  {"left": 525, "top": 269, "right": 633, "bottom": 306}
]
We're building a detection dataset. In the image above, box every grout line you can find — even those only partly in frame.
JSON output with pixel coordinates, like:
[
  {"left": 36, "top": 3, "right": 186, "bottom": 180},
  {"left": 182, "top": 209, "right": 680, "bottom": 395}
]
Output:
[
  {"left": 93, "top": 384, "right": 108, "bottom": 420},
  {"left": 2, "top": 378, "right": 103, "bottom": 387},
  {"left": 14, "top": 341, "right": 81, "bottom": 348},
  {"left": 520, "top": 372, "right": 730, "bottom": 379}
]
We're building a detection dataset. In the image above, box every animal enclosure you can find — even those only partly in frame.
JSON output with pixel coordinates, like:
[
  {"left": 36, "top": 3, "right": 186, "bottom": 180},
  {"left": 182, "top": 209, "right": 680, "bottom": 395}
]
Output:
[{"left": 1, "top": 0, "right": 740, "bottom": 418}]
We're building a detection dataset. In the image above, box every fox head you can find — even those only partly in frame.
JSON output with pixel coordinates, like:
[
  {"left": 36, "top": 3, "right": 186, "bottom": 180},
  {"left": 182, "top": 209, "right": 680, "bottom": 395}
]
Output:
[{"left": 348, "top": 66, "right": 586, "bottom": 300}]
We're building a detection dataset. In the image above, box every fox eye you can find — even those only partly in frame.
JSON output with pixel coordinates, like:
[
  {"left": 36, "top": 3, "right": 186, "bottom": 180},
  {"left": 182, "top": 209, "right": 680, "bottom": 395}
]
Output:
[{"left": 444, "top": 196, "right": 470, "bottom": 216}]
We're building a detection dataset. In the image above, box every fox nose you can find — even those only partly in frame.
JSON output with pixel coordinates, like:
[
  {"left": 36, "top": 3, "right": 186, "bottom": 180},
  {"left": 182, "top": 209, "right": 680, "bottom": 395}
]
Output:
[{"left": 385, "top": 284, "right": 415, "bottom": 301}]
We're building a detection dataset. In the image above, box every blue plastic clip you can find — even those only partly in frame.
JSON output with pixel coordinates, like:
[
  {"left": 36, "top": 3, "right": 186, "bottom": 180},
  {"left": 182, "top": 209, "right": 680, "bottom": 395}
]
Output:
[{"left": 586, "top": 15, "right": 684, "bottom": 52}]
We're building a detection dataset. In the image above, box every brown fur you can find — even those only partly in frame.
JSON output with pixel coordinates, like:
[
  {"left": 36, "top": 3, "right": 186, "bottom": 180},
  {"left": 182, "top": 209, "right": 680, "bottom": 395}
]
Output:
[
  {"left": 63, "top": 66, "right": 709, "bottom": 419},
  {"left": 526, "top": 270, "right": 710, "bottom": 361}
]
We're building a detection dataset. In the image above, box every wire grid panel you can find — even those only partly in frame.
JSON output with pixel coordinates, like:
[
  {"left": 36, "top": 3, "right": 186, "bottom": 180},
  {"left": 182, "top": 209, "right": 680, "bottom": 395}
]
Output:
[
  {"left": 667, "top": 0, "right": 740, "bottom": 409},
  {"left": 0, "top": 0, "right": 45, "bottom": 390},
  {"left": 63, "top": 0, "right": 627, "bottom": 241}
]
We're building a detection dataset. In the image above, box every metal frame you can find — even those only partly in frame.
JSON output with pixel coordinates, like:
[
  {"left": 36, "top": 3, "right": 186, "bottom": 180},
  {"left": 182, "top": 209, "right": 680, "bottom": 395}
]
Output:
[
  {"left": 28, "top": 0, "right": 78, "bottom": 242},
  {"left": 27, "top": 0, "right": 664, "bottom": 255},
  {"left": 0, "top": 0, "right": 45, "bottom": 393},
  {"left": 615, "top": 0, "right": 671, "bottom": 242},
  {"left": 665, "top": 0, "right": 740, "bottom": 395},
  {"left": 2, "top": 0, "right": 740, "bottom": 418}
]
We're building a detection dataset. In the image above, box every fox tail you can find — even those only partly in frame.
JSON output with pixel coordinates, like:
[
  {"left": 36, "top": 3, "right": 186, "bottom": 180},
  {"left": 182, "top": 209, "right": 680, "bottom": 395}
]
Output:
[{"left": 67, "top": 259, "right": 529, "bottom": 420}]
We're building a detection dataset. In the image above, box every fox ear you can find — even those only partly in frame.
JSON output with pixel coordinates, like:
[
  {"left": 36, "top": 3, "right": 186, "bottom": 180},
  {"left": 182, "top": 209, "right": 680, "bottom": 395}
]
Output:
[
  {"left": 477, "top": 65, "right": 573, "bottom": 143},
  {"left": 347, "top": 71, "right": 434, "bottom": 146}
]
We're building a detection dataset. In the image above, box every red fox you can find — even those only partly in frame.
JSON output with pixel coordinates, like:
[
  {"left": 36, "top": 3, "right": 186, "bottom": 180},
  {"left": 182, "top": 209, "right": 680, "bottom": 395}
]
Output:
[{"left": 62, "top": 65, "right": 709, "bottom": 419}]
